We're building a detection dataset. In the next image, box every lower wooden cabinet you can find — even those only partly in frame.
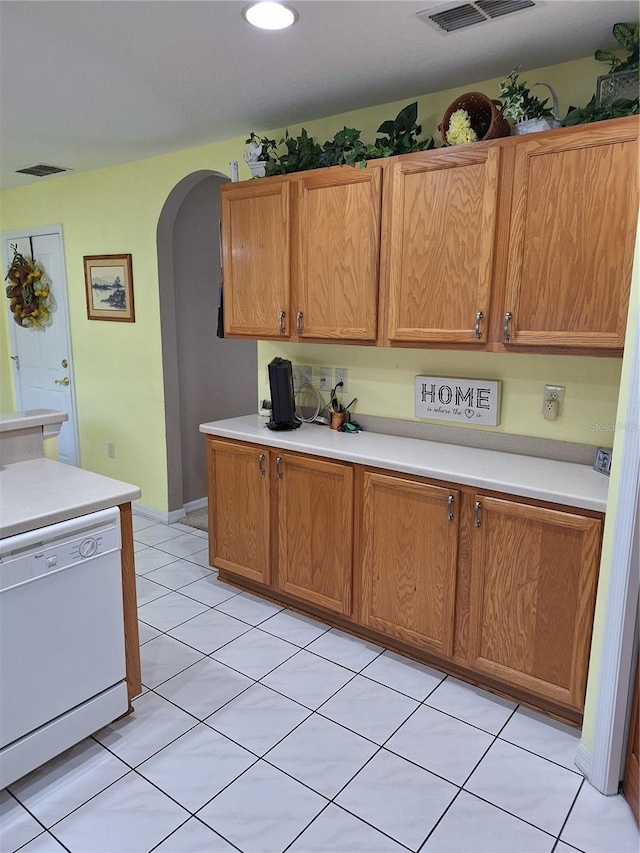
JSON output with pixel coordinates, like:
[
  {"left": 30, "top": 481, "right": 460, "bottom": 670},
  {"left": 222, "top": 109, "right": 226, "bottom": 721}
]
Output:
[
  {"left": 207, "top": 437, "right": 603, "bottom": 719},
  {"left": 208, "top": 439, "right": 271, "bottom": 584},
  {"left": 360, "top": 471, "right": 459, "bottom": 657},
  {"left": 208, "top": 439, "right": 353, "bottom": 615},
  {"left": 468, "top": 495, "right": 602, "bottom": 709},
  {"left": 276, "top": 452, "right": 353, "bottom": 615}
]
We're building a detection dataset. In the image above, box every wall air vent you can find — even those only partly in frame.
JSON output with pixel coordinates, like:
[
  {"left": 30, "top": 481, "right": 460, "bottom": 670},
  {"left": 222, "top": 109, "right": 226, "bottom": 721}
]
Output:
[
  {"left": 15, "top": 164, "right": 68, "bottom": 177},
  {"left": 417, "top": 0, "right": 535, "bottom": 34}
]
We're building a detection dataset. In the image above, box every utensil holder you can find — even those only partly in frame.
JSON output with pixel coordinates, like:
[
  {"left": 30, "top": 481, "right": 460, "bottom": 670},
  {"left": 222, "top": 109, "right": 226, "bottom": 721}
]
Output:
[{"left": 330, "top": 411, "right": 346, "bottom": 430}]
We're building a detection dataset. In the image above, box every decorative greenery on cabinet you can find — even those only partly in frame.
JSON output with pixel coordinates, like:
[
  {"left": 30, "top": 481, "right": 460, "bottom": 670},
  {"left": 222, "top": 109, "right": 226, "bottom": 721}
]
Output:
[{"left": 247, "top": 102, "right": 434, "bottom": 177}]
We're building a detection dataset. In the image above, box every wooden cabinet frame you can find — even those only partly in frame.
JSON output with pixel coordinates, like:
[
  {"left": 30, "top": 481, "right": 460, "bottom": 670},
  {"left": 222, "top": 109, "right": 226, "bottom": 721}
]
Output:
[
  {"left": 208, "top": 438, "right": 354, "bottom": 616},
  {"left": 222, "top": 161, "right": 387, "bottom": 345},
  {"left": 383, "top": 145, "right": 500, "bottom": 347},
  {"left": 222, "top": 117, "right": 638, "bottom": 356},
  {"left": 207, "top": 437, "right": 604, "bottom": 723}
]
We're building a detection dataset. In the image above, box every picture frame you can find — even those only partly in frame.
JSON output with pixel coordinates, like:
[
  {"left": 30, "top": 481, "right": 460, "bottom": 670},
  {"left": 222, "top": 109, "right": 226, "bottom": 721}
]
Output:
[
  {"left": 593, "top": 446, "right": 612, "bottom": 477},
  {"left": 83, "top": 254, "right": 135, "bottom": 322}
]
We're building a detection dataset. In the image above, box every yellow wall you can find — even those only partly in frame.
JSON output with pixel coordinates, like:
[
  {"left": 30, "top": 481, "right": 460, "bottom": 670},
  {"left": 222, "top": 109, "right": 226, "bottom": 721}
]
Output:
[
  {"left": 0, "top": 55, "right": 622, "bottom": 509},
  {"left": 581, "top": 221, "right": 640, "bottom": 751},
  {"left": 259, "top": 343, "right": 621, "bottom": 446}
]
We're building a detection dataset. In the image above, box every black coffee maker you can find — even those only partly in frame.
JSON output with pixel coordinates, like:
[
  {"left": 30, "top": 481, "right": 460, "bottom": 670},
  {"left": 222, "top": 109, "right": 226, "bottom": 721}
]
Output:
[{"left": 266, "top": 358, "right": 300, "bottom": 431}]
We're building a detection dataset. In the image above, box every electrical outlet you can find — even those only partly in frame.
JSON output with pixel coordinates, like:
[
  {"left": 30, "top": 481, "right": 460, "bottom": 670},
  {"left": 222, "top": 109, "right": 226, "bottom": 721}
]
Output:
[
  {"left": 107, "top": 442, "right": 115, "bottom": 458},
  {"left": 335, "top": 368, "right": 349, "bottom": 396},
  {"left": 259, "top": 399, "right": 272, "bottom": 418},
  {"left": 543, "top": 384, "right": 565, "bottom": 416},
  {"left": 292, "top": 364, "right": 312, "bottom": 390},
  {"left": 317, "top": 367, "right": 331, "bottom": 391}
]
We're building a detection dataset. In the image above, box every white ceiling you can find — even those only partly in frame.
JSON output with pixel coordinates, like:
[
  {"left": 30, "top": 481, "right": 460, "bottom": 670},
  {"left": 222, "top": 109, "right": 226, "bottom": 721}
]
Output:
[{"left": 0, "top": 0, "right": 635, "bottom": 190}]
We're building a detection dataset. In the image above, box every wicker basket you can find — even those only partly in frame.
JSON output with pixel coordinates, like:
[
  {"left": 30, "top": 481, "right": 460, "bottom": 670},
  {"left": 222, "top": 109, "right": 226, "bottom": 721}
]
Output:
[{"left": 439, "top": 92, "right": 511, "bottom": 146}]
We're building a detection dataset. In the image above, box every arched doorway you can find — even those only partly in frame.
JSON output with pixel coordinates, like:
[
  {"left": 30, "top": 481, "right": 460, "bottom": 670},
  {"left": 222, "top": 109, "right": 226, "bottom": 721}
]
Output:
[{"left": 157, "top": 171, "right": 257, "bottom": 515}]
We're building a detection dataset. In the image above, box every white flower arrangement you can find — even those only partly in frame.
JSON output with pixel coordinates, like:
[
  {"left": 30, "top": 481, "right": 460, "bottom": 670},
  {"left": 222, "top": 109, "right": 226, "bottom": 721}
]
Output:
[{"left": 446, "top": 109, "right": 478, "bottom": 146}]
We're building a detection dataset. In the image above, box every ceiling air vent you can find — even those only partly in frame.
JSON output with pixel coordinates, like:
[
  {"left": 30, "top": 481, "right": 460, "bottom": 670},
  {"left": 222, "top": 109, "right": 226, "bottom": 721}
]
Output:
[
  {"left": 417, "top": 0, "right": 535, "bottom": 34},
  {"left": 15, "top": 164, "right": 68, "bottom": 177},
  {"left": 476, "top": 0, "right": 535, "bottom": 18}
]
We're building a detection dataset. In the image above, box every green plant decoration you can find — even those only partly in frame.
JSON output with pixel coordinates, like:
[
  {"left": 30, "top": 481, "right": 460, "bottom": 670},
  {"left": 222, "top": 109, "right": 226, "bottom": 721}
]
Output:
[
  {"left": 319, "top": 127, "right": 368, "bottom": 168},
  {"left": 367, "top": 102, "right": 434, "bottom": 157},
  {"left": 563, "top": 94, "right": 639, "bottom": 125},
  {"left": 498, "top": 67, "right": 554, "bottom": 122},
  {"left": 594, "top": 22, "right": 639, "bottom": 72},
  {"left": 266, "top": 128, "right": 323, "bottom": 175},
  {"left": 246, "top": 101, "right": 434, "bottom": 178}
]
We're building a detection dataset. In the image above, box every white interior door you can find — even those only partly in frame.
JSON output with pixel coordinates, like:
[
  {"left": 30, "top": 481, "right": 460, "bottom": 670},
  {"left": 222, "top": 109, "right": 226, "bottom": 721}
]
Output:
[{"left": 3, "top": 227, "right": 80, "bottom": 466}]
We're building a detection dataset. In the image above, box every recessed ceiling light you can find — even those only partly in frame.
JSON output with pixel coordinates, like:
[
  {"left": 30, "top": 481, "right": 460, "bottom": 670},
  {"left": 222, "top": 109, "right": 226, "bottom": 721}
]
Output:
[{"left": 242, "top": 2, "right": 298, "bottom": 30}]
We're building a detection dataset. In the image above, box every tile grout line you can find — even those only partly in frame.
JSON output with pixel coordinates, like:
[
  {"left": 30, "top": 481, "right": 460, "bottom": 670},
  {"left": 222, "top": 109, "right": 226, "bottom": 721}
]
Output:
[
  {"left": 551, "top": 776, "right": 586, "bottom": 851},
  {"left": 41, "top": 532, "right": 591, "bottom": 852}
]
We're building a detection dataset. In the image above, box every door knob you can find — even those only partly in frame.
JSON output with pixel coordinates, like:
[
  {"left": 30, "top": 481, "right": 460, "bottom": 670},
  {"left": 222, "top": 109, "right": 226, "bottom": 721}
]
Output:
[{"left": 54, "top": 377, "right": 70, "bottom": 386}]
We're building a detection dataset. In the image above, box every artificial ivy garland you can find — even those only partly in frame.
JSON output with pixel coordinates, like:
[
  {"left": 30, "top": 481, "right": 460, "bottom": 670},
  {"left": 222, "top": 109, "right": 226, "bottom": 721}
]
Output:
[{"left": 5, "top": 244, "right": 53, "bottom": 328}]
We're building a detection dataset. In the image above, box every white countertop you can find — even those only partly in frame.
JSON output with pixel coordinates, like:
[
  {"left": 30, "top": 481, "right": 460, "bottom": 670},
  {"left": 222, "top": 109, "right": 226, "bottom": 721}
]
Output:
[
  {"left": 0, "top": 409, "right": 68, "bottom": 434},
  {"left": 200, "top": 415, "right": 609, "bottom": 512},
  {"left": 0, "top": 458, "right": 141, "bottom": 539}
]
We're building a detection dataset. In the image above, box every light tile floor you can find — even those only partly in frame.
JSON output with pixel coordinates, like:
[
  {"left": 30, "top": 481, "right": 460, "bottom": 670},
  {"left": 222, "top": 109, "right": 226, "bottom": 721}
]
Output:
[{"left": 2, "top": 515, "right": 639, "bottom": 853}]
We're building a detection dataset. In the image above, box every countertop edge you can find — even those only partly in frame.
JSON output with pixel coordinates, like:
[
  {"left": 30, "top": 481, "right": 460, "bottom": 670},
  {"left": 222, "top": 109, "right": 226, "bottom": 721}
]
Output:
[
  {"left": 0, "top": 409, "right": 69, "bottom": 433},
  {"left": 0, "top": 458, "right": 142, "bottom": 539},
  {"left": 200, "top": 416, "right": 608, "bottom": 513}
]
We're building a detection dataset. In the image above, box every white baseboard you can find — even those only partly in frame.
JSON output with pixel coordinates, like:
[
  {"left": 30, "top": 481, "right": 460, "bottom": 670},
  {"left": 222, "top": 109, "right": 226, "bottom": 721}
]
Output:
[
  {"left": 184, "top": 497, "right": 208, "bottom": 513},
  {"left": 133, "top": 503, "right": 186, "bottom": 525},
  {"left": 133, "top": 497, "right": 207, "bottom": 526},
  {"left": 575, "top": 742, "right": 592, "bottom": 780}
]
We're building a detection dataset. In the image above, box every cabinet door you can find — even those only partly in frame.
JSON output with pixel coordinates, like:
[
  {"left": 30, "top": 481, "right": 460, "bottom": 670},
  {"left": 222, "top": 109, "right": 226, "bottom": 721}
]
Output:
[
  {"left": 221, "top": 180, "right": 291, "bottom": 338},
  {"left": 208, "top": 439, "right": 271, "bottom": 584},
  {"left": 469, "top": 495, "right": 601, "bottom": 709},
  {"left": 276, "top": 452, "right": 353, "bottom": 615},
  {"left": 386, "top": 146, "right": 499, "bottom": 345},
  {"left": 294, "top": 167, "right": 382, "bottom": 340},
  {"left": 360, "top": 472, "right": 459, "bottom": 657},
  {"left": 503, "top": 119, "right": 639, "bottom": 349}
]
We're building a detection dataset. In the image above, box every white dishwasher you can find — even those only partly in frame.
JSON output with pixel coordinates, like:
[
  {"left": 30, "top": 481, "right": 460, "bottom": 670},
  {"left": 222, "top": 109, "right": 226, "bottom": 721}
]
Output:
[{"left": 0, "top": 506, "right": 129, "bottom": 789}]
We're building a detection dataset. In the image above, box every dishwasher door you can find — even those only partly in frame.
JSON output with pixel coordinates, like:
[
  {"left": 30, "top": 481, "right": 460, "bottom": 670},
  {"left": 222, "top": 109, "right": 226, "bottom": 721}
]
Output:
[{"left": 0, "top": 507, "right": 126, "bottom": 751}]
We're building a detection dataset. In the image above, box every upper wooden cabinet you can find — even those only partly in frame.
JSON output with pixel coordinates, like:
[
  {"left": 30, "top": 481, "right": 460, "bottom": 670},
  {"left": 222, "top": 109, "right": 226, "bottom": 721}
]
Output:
[
  {"left": 221, "top": 164, "right": 383, "bottom": 342},
  {"left": 221, "top": 179, "right": 290, "bottom": 338},
  {"left": 294, "top": 168, "right": 382, "bottom": 341},
  {"left": 502, "top": 120, "right": 639, "bottom": 350},
  {"left": 221, "top": 117, "right": 638, "bottom": 353},
  {"left": 385, "top": 146, "right": 500, "bottom": 346}
]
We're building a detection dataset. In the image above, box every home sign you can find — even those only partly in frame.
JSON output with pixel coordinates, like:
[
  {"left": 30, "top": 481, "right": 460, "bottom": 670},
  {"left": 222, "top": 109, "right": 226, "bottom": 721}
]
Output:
[{"left": 415, "top": 376, "right": 502, "bottom": 426}]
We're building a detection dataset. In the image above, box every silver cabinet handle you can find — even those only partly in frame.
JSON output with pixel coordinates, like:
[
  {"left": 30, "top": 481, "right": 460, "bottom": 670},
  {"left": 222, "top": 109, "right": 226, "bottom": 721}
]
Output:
[
  {"left": 474, "top": 500, "right": 482, "bottom": 528},
  {"left": 503, "top": 312, "right": 512, "bottom": 342},
  {"left": 447, "top": 495, "right": 455, "bottom": 522},
  {"left": 275, "top": 456, "right": 283, "bottom": 479},
  {"left": 54, "top": 377, "right": 70, "bottom": 386},
  {"left": 474, "top": 311, "right": 483, "bottom": 340},
  {"left": 295, "top": 311, "right": 303, "bottom": 335},
  {"left": 258, "top": 453, "right": 266, "bottom": 476},
  {"left": 278, "top": 311, "right": 286, "bottom": 335}
]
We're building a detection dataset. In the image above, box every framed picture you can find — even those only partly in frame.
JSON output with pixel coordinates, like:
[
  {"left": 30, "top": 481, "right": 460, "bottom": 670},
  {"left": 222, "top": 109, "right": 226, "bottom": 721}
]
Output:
[{"left": 83, "top": 254, "right": 135, "bottom": 322}]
